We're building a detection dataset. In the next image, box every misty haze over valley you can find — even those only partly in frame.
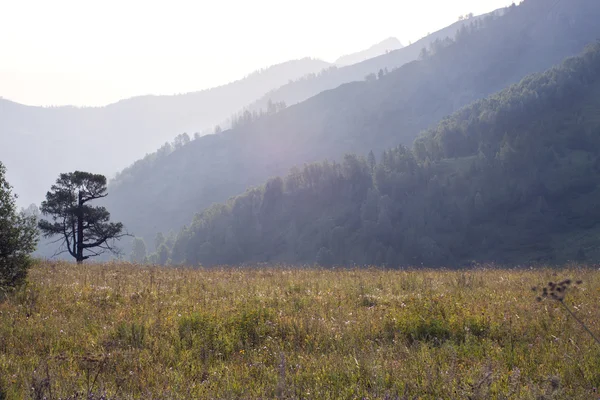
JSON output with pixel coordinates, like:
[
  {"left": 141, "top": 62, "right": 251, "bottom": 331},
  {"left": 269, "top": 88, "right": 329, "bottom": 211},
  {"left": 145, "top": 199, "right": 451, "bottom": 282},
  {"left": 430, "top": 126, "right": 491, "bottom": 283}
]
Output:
[
  {"left": 1, "top": 14, "right": 489, "bottom": 210},
  {"left": 4, "top": 1, "right": 600, "bottom": 397},
  {"left": 3, "top": 0, "right": 600, "bottom": 266}
]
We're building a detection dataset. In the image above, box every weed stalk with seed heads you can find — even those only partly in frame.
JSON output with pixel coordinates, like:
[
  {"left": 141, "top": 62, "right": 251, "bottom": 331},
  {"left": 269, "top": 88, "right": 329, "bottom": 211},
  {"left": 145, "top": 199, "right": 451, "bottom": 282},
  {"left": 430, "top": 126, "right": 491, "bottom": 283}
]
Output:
[{"left": 535, "top": 279, "right": 600, "bottom": 346}]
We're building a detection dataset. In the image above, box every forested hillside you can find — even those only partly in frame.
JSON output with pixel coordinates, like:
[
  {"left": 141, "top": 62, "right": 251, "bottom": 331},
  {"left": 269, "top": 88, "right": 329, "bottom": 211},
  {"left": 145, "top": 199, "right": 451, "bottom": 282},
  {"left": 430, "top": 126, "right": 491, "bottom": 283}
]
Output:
[
  {"left": 0, "top": 58, "right": 330, "bottom": 207},
  {"left": 6, "top": 12, "right": 486, "bottom": 212},
  {"left": 106, "top": 0, "right": 600, "bottom": 249},
  {"left": 166, "top": 43, "right": 600, "bottom": 267}
]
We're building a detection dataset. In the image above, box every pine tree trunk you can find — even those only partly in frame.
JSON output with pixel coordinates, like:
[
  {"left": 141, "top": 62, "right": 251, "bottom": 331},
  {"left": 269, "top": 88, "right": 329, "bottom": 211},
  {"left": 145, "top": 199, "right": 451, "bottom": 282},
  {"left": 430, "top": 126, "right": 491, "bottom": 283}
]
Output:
[{"left": 76, "top": 191, "right": 84, "bottom": 264}]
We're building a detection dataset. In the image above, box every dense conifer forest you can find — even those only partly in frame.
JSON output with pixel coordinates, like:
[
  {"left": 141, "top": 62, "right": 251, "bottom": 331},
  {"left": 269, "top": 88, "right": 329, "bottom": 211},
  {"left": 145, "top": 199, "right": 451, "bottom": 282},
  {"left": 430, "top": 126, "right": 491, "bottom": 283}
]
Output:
[
  {"left": 162, "top": 43, "right": 600, "bottom": 267},
  {"left": 105, "top": 0, "right": 600, "bottom": 254}
]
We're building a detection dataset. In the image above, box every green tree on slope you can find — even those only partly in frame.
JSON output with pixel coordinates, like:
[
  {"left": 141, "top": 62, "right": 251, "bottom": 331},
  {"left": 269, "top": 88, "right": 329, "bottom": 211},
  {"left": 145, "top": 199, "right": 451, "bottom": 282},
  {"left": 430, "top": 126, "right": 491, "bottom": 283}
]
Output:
[{"left": 0, "top": 162, "right": 38, "bottom": 290}]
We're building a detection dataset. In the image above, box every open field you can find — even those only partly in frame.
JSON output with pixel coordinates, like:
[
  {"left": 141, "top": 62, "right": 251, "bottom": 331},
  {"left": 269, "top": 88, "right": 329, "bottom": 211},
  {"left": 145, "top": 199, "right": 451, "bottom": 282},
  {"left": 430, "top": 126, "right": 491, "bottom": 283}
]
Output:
[{"left": 1, "top": 262, "right": 600, "bottom": 399}]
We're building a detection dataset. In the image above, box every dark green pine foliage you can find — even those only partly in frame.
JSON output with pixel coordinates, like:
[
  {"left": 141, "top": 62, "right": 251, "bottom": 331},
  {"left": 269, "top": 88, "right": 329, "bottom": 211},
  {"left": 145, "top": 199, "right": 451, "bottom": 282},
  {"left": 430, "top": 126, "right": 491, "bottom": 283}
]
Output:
[
  {"left": 0, "top": 162, "right": 38, "bottom": 289},
  {"left": 39, "top": 172, "right": 126, "bottom": 263},
  {"left": 168, "top": 42, "right": 600, "bottom": 267}
]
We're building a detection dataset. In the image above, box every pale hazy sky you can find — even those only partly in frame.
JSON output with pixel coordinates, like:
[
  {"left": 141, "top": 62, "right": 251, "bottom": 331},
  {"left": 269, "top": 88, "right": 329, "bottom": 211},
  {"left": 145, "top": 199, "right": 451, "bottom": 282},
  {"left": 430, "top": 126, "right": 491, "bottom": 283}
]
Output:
[{"left": 0, "top": 0, "right": 517, "bottom": 107}]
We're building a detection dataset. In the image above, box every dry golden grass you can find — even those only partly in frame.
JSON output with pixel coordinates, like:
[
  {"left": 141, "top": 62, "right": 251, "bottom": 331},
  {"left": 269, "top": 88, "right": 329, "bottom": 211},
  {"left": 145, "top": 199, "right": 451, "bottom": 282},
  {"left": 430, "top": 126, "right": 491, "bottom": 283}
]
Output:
[{"left": 1, "top": 261, "right": 599, "bottom": 399}]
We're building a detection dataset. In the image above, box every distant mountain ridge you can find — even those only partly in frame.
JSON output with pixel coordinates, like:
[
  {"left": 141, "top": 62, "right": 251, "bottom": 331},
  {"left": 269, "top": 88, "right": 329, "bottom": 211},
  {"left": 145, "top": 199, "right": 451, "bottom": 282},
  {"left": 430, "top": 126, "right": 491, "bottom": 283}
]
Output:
[
  {"left": 3, "top": 12, "right": 492, "bottom": 211},
  {"left": 0, "top": 58, "right": 330, "bottom": 207},
  {"left": 167, "top": 42, "right": 600, "bottom": 267},
  {"left": 102, "top": 0, "right": 600, "bottom": 252},
  {"left": 237, "top": 12, "right": 496, "bottom": 121},
  {"left": 335, "top": 37, "right": 404, "bottom": 66}
]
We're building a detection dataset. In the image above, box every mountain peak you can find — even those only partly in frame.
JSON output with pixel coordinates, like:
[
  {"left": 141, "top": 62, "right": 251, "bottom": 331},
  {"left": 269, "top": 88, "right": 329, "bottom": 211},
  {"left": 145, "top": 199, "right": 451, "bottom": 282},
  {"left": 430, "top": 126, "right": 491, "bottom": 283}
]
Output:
[{"left": 335, "top": 37, "right": 404, "bottom": 66}]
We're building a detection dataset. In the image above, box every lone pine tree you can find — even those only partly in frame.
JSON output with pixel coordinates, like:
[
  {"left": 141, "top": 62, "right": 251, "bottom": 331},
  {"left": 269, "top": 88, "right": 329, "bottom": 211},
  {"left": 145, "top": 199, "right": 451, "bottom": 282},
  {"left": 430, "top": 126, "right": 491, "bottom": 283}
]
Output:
[{"left": 39, "top": 171, "right": 126, "bottom": 263}]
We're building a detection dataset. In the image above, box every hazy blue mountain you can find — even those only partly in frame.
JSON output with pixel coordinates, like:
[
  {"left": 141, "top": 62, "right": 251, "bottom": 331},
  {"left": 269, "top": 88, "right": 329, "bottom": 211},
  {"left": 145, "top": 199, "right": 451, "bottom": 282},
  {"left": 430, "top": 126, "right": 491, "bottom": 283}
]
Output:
[
  {"left": 237, "top": 12, "right": 497, "bottom": 121},
  {"left": 101, "top": 0, "right": 600, "bottom": 255},
  {"left": 3, "top": 13, "right": 489, "bottom": 212},
  {"left": 335, "top": 37, "right": 404, "bottom": 66},
  {"left": 166, "top": 42, "right": 600, "bottom": 267},
  {"left": 0, "top": 58, "right": 330, "bottom": 207}
]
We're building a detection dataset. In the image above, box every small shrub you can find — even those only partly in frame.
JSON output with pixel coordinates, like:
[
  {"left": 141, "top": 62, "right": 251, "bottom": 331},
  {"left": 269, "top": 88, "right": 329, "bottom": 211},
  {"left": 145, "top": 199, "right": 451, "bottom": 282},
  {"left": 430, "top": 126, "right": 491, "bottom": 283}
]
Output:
[
  {"left": 234, "top": 308, "right": 273, "bottom": 348},
  {"left": 465, "top": 316, "right": 489, "bottom": 338},
  {"left": 359, "top": 295, "right": 377, "bottom": 308},
  {"left": 113, "top": 322, "right": 146, "bottom": 349},
  {"left": 405, "top": 318, "right": 452, "bottom": 344},
  {"left": 384, "top": 313, "right": 490, "bottom": 345},
  {"left": 178, "top": 312, "right": 233, "bottom": 362},
  {"left": 385, "top": 314, "right": 452, "bottom": 345}
]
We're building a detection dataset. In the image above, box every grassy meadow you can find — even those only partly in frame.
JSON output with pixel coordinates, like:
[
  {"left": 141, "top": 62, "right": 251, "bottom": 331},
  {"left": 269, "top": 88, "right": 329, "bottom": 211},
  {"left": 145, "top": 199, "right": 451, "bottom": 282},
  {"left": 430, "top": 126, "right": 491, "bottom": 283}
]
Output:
[{"left": 1, "top": 262, "right": 599, "bottom": 399}]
